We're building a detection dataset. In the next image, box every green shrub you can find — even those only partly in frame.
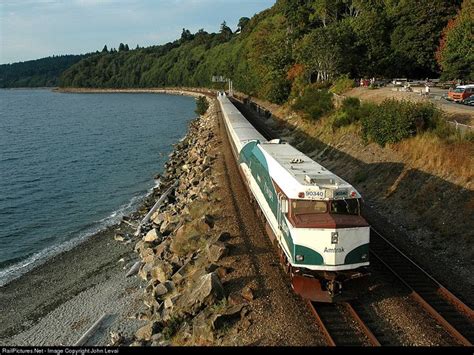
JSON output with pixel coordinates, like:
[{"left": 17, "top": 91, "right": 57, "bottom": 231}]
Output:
[
  {"left": 195, "top": 96, "right": 209, "bottom": 116},
  {"left": 292, "top": 87, "right": 334, "bottom": 120},
  {"left": 331, "top": 97, "right": 363, "bottom": 130},
  {"left": 361, "top": 99, "right": 442, "bottom": 147},
  {"left": 331, "top": 111, "right": 352, "bottom": 130},
  {"left": 330, "top": 74, "right": 355, "bottom": 95},
  {"left": 341, "top": 97, "right": 360, "bottom": 111}
]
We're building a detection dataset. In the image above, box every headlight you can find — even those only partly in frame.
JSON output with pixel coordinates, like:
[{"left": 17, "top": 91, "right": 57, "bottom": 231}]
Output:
[{"left": 296, "top": 255, "right": 304, "bottom": 262}]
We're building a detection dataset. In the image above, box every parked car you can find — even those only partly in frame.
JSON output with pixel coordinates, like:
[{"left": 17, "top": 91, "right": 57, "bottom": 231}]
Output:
[
  {"left": 447, "top": 84, "right": 474, "bottom": 102},
  {"left": 461, "top": 95, "right": 474, "bottom": 106}
]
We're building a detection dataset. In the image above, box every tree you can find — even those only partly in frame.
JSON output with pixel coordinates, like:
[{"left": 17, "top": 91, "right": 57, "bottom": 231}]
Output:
[
  {"left": 389, "top": 0, "right": 460, "bottom": 78},
  {"left": 349, "top": 1, "right": 392, "bottom": 77},
  {"left": 118, "top": 43, "right": 125, "bottom": 52},
  {"left": 102, "top": 45, "right": 108, "bottom": 53},
  {"left": 237, "top": 17, "right": 250, "bottom": 32},
  {"left": 124, "top": 44, "right": 129, "bottom": 51},
  {"left": 219, "top": 21, "right": 233, "bottom": 42},
  {"left": 277, "top": 0, "right": 312, "bottom": 39},
  {"left": 309, "top": 0, "right": 340, "bottom": 27},
  {"left": 296, "top": 22, "right": 356, "bottom": 82},
  {"left": 436, "top": 0, "right": 474, "bottom": 80},
  {"left": 180, "top": 28, "right": 194, "bottom": 42}
]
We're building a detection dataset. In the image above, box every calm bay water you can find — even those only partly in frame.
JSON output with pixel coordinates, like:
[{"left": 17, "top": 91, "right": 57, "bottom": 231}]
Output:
[{"left": 0, "top": 89, "right": 195, "bottom": 286}]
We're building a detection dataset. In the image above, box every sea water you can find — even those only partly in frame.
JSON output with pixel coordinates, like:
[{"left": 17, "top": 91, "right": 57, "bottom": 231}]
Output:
[{"left": 0, "top": 89, "right": 195, "bottom": 286}]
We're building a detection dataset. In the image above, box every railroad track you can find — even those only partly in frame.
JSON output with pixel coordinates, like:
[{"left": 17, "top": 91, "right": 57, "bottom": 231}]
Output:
[
  {"left": 370, "top": 228, "right": 474, "bottom": 346},
  {"left": 308, "top": 301, "right": 381, "bottom": 346},
  {"left": 227, "top": 94, "right": 474, "bottom": 346}
]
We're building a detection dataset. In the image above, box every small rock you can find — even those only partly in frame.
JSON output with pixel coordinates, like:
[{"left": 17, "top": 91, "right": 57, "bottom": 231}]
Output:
[
  {"left": 135, "top": 322, "right": 161, "bottom": 342},
  {"left": 164, "top": 297, "right": 174, "bottom": 309},
  {"left": 153, "top": 239, "right": 170, "bottom": 259},
  {"left": 154, "top": 283, "right": 169, "bottom": 297},
  {"left": 240, "top": 317, "right": 252, "bottom": 331},
  {"left": 241, "top": 286, "right": 254, "bottom": 301},
  {"left": 144, "top": 229, "right": 159, "bottom": 243},
  {"left": 216, "top": 267, "right": 228, "bottom": 279},
  {"left": 150, "top": 260, "right": 173, "bottom": 283},
  {"left": 228, "top": 292, "right": 245, "bottom": 306},
  {"left": 207, "top": 242, "right": 228, "bottom": 263},
  {"left": 114, "top": 233, "right": 125, "bottom": 242},
  {"left": 109, "top": 331, "right": 124, "bottom": 346}
]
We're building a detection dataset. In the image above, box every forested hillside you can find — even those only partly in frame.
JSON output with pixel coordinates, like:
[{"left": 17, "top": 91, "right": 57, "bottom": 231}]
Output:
[
  {"left": 60, "top": 0, "right": 471, "bottom": 104},
  {"left": 0, "top": 54, "right": 90, "bottom": 88}
]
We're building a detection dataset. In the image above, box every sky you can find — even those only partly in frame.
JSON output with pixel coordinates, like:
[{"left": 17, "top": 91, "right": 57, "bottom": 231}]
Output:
[{"left": 0, "top": 0, "right": 276, "bottom": 64}]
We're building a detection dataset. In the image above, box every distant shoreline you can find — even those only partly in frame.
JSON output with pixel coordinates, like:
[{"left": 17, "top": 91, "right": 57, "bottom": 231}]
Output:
[{"left": 55, "top": 87, "right": 216, "bottom": 97}]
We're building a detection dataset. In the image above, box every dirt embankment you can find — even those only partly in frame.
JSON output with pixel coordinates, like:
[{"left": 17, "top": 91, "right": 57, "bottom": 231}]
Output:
[{"left": 234, "top": 92, "right": 474, "bottom": 306}]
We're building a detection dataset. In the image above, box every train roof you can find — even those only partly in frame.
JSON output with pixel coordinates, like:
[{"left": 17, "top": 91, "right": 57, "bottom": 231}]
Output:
[
  {"left": 218, "top": 95, "right": 267, "bottom": 149},
  {"left": 259, "top": 142, "right": 361, "bottom": 200}
]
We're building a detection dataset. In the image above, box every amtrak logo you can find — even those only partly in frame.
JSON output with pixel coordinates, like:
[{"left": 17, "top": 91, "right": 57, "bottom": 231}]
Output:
[{"left": 324, "top": 247, "right": 345, "bottom": 253}]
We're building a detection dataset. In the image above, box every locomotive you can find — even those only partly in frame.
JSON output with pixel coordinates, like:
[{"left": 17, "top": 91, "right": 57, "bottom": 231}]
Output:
[{"left": 218, "top": 92, "right": 370, "bottom": 302}]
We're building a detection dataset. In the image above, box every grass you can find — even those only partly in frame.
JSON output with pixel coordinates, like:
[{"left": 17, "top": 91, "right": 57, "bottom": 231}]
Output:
[{"left": 395, "top": 133, "right": 473, "bottom": 187}]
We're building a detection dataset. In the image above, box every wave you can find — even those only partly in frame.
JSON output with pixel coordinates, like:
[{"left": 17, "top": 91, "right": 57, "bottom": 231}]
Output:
[{"left": 0, "top": 180, "right": 160, "bottom": 288}]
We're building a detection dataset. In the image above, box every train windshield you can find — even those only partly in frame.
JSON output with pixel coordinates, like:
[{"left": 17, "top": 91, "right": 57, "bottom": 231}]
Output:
[
  {"left": 329, "top": 199, "right": 360, "bottom": 215},
  {"left": 291, "top": 200, "right": 327, "bottom": 215}
]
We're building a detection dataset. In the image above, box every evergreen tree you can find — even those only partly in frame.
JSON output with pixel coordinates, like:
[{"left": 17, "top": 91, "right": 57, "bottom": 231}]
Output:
[
  {"left": 219, "top": 21, "right": 233, "bottom": 42},
  {"left": 102, "top": 45, "right": 108, "bottom": 53}
]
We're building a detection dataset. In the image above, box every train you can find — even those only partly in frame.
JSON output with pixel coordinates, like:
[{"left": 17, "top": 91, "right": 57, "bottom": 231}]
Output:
[{"left": 217, "top": 92, "right": 370, "bottom": 303}]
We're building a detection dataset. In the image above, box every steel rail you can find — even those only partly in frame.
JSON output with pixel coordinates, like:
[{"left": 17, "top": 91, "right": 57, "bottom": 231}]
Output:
[
  {"left": 370, "top": 228, "right": 473, "bottom": 346},
  {"left": 307, "top": 301, "right": 380, "bottom": 346}
]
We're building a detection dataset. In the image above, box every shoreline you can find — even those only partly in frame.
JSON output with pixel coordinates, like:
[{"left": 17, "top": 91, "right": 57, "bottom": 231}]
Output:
[
  {"left": 1, "top": 88, "right": 207, "bottom": 287},
  {"left": 55, "top": 87, "right": 216, "bottom": 97},
  {"left": 0, "top": 89, "right": 210, "bottom": 345}
]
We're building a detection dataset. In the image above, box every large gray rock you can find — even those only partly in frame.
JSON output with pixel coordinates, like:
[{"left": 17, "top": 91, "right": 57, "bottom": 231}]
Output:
[{"left": 177, "top": 272, "right": 225, "bottom": 315}]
